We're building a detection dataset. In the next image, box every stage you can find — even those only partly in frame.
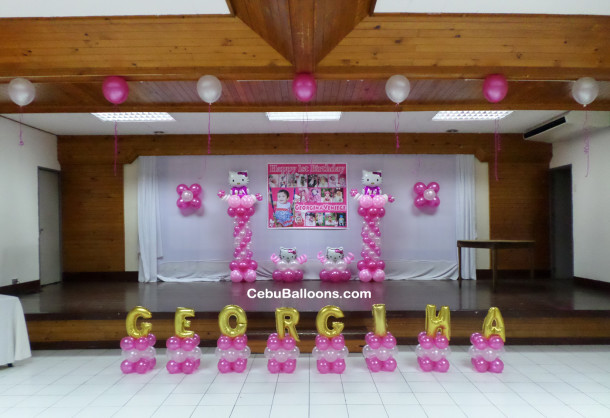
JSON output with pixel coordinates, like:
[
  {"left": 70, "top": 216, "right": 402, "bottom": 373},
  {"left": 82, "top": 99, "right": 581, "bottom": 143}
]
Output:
[{"left": 17, "top": 277, "right": 610, "bottom": 351}]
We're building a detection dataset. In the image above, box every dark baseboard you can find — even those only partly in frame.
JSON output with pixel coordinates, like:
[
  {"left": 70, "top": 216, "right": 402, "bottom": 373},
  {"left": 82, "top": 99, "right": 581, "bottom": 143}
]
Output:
[
  {"left": 574, "top": 276, "right": 610, "bottom": 291},
  {"left": 0, "top": 280, "right": 41, "bottom": 296},
  {"left": 476, "top": 269, "right": 551, "bottom": 280},
  {"left": 63, "top": 271, "right": 138, "bottom": 282}
]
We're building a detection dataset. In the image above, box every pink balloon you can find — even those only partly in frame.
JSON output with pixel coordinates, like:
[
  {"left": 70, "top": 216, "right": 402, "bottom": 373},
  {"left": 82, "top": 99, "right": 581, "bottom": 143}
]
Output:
[
  {"left": 417, "top": 356, "right": 434, "bottom": 372},
  {"left": 419, "top": 336, "right": 434, "bottom": 350},
  {"left": 230, "top": 270, "right": 243, "bottom": 282},
  {"left": 190, "top": 184, "right": 202, "bottom": 196},
  {"left": 218, "top": 359, "right": 232, "bottom": 373},
  {"left": 244, "top": 269, "right": 257, "bottom": 282},
  {"left": 267, "top": 359, "right": 281, "bottom": 374},
  {"left": 218, "top": 335, "right": 232, "bottom": 350},
  {"left": 382, "top": 333, "right": 396, "bottom": 349},
  {"left": 332, "top": 359, "right": 346, "bottom": 374},
  {"left": 120, "top": 336, "right": 135, "bottom": 351},
  {"left": 267, "top": 335, "right": 280, "bottom": 350},
  {"left": 176, "top": 184, "right": 188, "bottom": 194},
  {"left": 413, "top": 182, "right": 426, "bottom": 194},
  {"left": 233, "top": 336, "right": 247, "bottom": 350},
  {"left": 233, "top": 358, "right": 248, "bottom": 373},
  {"left": 359, "top": 195, "right": 373, "bottom": 208},
  {"left": 135, "top": 359, "right": 150, "bottom": 374},
  {"left": 317, "top": 359, "right": 330, "bottom": 374},
  {"left": 472, "top": 357, "right": 489, "bottom": 373},
  {"left": 147, "top": 333, "right": 156, "bottom": 346},
  {"left": 359, "top": 269, "right": 373, "bottom": 282},
  {"left": 282, "top": 270, "right": 295, "bottom": 282},
  {"left": 488, "top": 335, "right": 504, "bottom": 350},
  {"left": 488, "top": 358, "right": 504, "bottom": 373},
  {"left": 191, "top": 334, "right": 200, "bottom": 345},
  {"left": 470, "top": 333, "right": 482, "bottom": 344},
  {"left": 316, "top": 335, "right": 330, "bottom": 350},
  {"left": 372, "top": 195, "right": 385, "bottom": 208},
  {"left": 120, "top": 360, "right": 134, "bottom": 374},
  {"left": 319, "top": 270, "right": 330, "bottom": 281},
  {"left": 414, "top": 196, "right": 427, "bottom": 208},
  {"left": 282, "top": 359, "right": 297, "bottom": 373},
  {"left": 241, "top": 195, "right": 255, "bottom": 208},
  {"left": 366, "top": 357, "right": 382, "bottom": 372},
  {"left": 429, "top": 197, "right": 440, "bottom": 207},
  {"left": 378, "top": 207, "right": 386, "bottom": 218},
  {"left": 227, "top": 207, "right": 236, "bottom": 217},
  {"left": 331, "top": 335, "right": 345, "bottom": 350},
  {"left": 182, "top": 338, "right": 196, "bottom": 351},
  {"left": 177, "top": 198, "right": 189, "bottom": 209},
  {"left": 282, "top": 336, "right": 296, "bottom": 350},
  {"left": 292, "top": 73, "right": 317, "bottom": 102},
  {"left": 182, "top": 359, "right": 197, "bottom": 374},
  {"left": 228, "top": 195, "right": 241, "bottom": 208},
  {"left": 367, "top": 335, "right": 381, "bottom": 350},
  {"left": 434, "top": 358, "right": 450, "bottom": 373},
  {"left": 434, "top": 335, "right": 449, "bottom": 349},
  {"left": 357, "top": 206, "right": 367, "bottom": 217},
  {"left": 190, "top": 198, "right": 202, "bottom": 209},
  {"left": 427, "top": 182, "right": 440, "bottom": 193},
  {"left": 483, "top": 74, "right": 508, "bottom": 103},
  {"left": 372, "top": 269, "right": 385, "bottom": 282},
  {"left": 382, "top": 357, "right": 397, "bottom": 372},
  {"left": 102, "top": 76, "right": 129, "bottom": 104},
  {"left": 166, "top": 336, "right": 181, "bottom": 350}
]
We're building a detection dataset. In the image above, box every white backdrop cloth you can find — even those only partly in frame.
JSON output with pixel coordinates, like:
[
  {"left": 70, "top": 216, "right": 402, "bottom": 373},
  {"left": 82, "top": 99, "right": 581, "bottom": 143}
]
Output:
[
  {"left": 138, "top": 154, "right": 476, "bottom": 281},
  {"left": 0, "top": 295, "right": 31, "bottom": 365}
]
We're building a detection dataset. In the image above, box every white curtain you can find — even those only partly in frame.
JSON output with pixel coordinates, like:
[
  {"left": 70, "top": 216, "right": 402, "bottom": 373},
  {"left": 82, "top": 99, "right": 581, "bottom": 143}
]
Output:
[
  {"left": 455, "top": 154, "right": 477, "bottom": 279},
  {"left": 138, "top": 156, "right": 162, "bottom": 282}
]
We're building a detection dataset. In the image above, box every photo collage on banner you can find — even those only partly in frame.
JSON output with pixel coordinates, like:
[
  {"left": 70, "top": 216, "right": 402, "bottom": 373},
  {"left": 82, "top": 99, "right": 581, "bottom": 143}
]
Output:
[{"left": 268, "top": 163, "right": 347, "bottom": 229}]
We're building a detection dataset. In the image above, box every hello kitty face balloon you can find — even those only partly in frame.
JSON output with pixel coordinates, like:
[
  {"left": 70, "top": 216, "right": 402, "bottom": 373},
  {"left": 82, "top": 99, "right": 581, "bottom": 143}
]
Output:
[
  {"left": 279, "top": 247, "right": 297, "bottom": 262},
  {"left": 229, "top": 171, "right": 249, "bottom": 196},
  {"left": 362, "top": 170, "right": 382, "bottom": 196},
  {"left": 326, "top": 247, "right": 345, "bottom": 262}
]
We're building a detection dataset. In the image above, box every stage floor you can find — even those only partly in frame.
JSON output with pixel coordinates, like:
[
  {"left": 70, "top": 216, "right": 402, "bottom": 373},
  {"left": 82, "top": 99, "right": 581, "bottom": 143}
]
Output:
[{"left": 19, "top": 277, "right": 610, "bottom": 318}]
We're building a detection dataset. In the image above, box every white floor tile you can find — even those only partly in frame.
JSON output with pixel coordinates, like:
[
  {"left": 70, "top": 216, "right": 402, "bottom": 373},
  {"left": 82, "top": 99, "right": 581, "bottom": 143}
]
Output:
[
  {"left": 414, "top": 392, "right": 456, "bottom": 405},
  {"left": 0, "top": 407, "right": 48, "bottom": 417},
  {"left": 309, "top": 404, "right": 348, "bottom": 418},
  {"left": 385, "top": 404, "right": 427, "bottom": 418},
  {"left": 112, "top": 406, "right": 161, "bottom": 418},
  {"left": 344, "top": 392, "right": 382, "bottom": 405},
  {"left": 422, "top": 405, "right": 467, "bottom": 418},
  {"left": 272, "top": 391, "right": 309, "bottom": 405},
  {"left": 379, "top": 392, "right": 418, "bottom": 405},
  {"left": 230, "top": 405, "right": 271, "bottom": 417},
  {"left": 346, "top": 404, "right": 388, "bottom": 418},
  {"left": 191, "top": 405, "right": 233, "bottom": 418},
  {"left": 235, "top": 392, "right": 274, "bottom": 405},
  {"left": 270, "top": 403, "right": 308, "bottom": 418},
  {"left": 162, "top": 393, "right": 204, "bottom": 405},
  {"left": 309, "top": 392, "right": 346, "bottom": 405},
  {"left": 309, "top": 381, "right": 343, "bottom": 392},
  {"left": 199, "top": 393, "right": 239, "bottom": 405},
  {"left": 151, "top": 405, "right": 196, "bottom": 417},
  {"left": 458, "top": 405, "right": 506, "bottom": 418},
  {"left": 569, "top": 404, "right": 610, "bottom": 418},
  {"left": 74, "top": 406, "right": 120, "bottom": 417},
  {"left": 36, "top": 407, "right": 82, "bottom": 418}
]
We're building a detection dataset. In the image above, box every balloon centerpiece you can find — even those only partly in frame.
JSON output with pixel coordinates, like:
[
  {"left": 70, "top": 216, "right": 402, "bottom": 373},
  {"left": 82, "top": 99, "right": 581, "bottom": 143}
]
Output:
[
  {"left": 218, "top": 171, "right": 263, "bottom": 282},
  {"left": 120, "top": 306, "right": 157, "bottom": 374},
  {"left": 350, "top": 170, "right": 395, "bottom": 282},
  {"left": 266, "top": 308, "right": 300, "bottom": 373},
  {"left": 216, "top": 305, "right": 251, "bottom": 373},
  {"left": 363, "top": 305, "right": 397, "bottom": 372},
  {"left": 176, "top": 183, "right": 202, "bottom": 212},
  {"left": 317, "top": 247, "right": 354, "bottom": 282},
  {"left": 270, "top": 247, "right": 307, "bottom": 282},
  {"left": 313, "top": 306, "right": 348, "bottom": 374},
  {"left": 413, "top": 181, "right": 440, "bottom": 209},
  {"left": 469, "top": 307, "right": 506, "bottom": 373},
  {"left": 165, "top": 308, "right": 202, "bottom": 374},
  {"left": 415, "top": 305, "right": 451, "bottom": 373}
]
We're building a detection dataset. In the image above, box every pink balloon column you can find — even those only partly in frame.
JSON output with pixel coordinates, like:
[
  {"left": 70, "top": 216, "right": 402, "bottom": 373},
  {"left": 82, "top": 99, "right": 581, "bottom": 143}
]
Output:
[
  {"left": 312, "top": 334, "right": 348, "bottom": 374},
  {"left": 218, "top": 171, "right": 263, "bottom": 282},
  {"left": 165, "top": 334, "right": 202, "bottom": 374},
  {"left": 413, "top": 182, "right": 440, "bottom": 209},
  {"left": 215, "top": 334, "right": 251, "bottom": 373},
  {"left": 362, "top": 332, "right": 398, "bottom": 372},
  {"left": 469, "top": 333, "right": 505, "bottom": 373},
  {"left": 351, "top": 171, "right": 395, "bottom": 282},
  {"left": 120, "top": 334, "right": 157, "bottom": 374},
  {"left": 317, "top": 247, "right": 354, "bottom": 282},
  {"left": 264, "top": 333, "right": 300, "bottom": 373},
  {"left": 270, "top": 248, "right": 307, "bottom": 282},
  {"left": 176, "top": 183, "right": 202, "bottom": 210},
  {"left": 415, "top": 331, "right": 451, "bottom": 372}
]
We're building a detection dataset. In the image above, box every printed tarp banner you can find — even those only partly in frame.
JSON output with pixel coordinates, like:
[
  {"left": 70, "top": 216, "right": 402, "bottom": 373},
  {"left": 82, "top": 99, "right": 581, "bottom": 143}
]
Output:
[{"left": 267, "top": 163, "right": 348, "bottom": 229}]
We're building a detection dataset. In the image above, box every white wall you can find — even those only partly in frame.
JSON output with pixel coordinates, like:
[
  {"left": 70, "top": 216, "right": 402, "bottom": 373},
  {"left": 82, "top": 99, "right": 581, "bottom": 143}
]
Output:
[
  {"left": 475, "top": 160, "right": 490, "bottom": 269},
  {"left": 550, "top": 127, "right": 610, "bottom": 283},
  {"left": 0, "top": 117, "right": 60, "bottom": 286}
]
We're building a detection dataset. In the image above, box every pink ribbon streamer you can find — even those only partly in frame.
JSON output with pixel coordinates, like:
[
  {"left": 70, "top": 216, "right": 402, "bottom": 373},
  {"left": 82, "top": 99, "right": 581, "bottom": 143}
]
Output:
[
  {"left": 584, "top": 110, "right": 590, "bottom": 177},
  {"left": 114, "top": 119, "right": 118, "bottom": 176},
  {"left": 494, "top": 119, "right": 501, "bottom": 181},
  {"left": 207, "top": 103, "right": 212, "bottom": 155},
  {"left": 394, "top": 103, "right": 400, "bottom": 152},
  {"left": 19, "top": 111, "right": 24, "bottom": 146},
  {"left": 303, "top": 104, "right": 309, "bottom": 153}
]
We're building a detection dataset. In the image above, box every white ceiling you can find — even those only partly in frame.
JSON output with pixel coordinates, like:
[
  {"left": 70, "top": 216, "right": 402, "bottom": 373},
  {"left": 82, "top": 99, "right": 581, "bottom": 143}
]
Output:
[
  {"left": 375, "top": 0, "right": 610, "bottom": 15},
  {"left": 2, "top": 110, "right": 568, "bottom": 136}
]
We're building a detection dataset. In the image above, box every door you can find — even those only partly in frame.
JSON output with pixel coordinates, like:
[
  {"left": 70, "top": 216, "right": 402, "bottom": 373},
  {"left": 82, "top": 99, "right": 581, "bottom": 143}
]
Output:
[
  {"left": 550, "top": 165, "right": 573, "bottom": 279},
  {"left": 38, "top": 168, "right": 62, "bottom": 285}
]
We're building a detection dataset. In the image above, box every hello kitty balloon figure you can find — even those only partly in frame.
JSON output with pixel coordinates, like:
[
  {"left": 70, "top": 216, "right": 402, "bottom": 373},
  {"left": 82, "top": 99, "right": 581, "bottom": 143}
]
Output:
[
  {"left": 270, "top": 247, "right": 307, "bottom": 282},
  {"left": 317, "top": 247, "right": 354, "bottom": 282},
  {"left": 218, "top": 171, "right": 263, "bottom": 283},
  {"left": 350, "top": 170, "right": 395, "bottom": 282}
]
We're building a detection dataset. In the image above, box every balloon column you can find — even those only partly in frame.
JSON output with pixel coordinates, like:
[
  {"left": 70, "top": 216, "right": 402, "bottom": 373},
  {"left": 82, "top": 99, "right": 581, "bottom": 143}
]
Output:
[
  {"left": 363, "top": 305, "right": 397, "bottom": 372},
  {"left": 351, "top": 170, "right": 395, "bottom": 282},
  {"left": 313, "top": 306, "right": 348, "bottom": 374},
  {"left": 120, "top": 306, "right": 157, "bottom": 374},
  {"left": 216, "top": 305, "right": 251, "bottom": 373},
  {"left": 218, "top": 171, "right": 263, "bottom": 282},
  {"left": 197, "top": 75, "right": 222, "bottom": 154},
  {"left": 469, "top": 307, "right": 506, "bottom": 373},
  {"left": 165, "top": 308, "right": 202, "bottom": 374},
  {"left": 317, "top": 247, "right": 354, "bottom": 282},
  {"left": 8, "top": 78, "right": 36, "bottom": 146},
  {"left": 176, "top": 183, "right": 202, "bottom": 211},
  {"left": 413, "top": 182, "right": 440, "bottom": 209},
  {"left": 270, "top": 247, "right": 307, "bottom": 282},
  {"left": 415, "top": 305, "right": 451, "bottom": 372},
  {"left": 265, "top": 308, "right": 300, "bottom": 373}
]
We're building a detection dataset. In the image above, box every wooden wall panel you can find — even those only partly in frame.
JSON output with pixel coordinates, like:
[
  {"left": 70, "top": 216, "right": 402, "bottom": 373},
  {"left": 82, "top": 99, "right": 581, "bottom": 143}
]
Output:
[{"left": 59, "top": 133, "right": 550, "bottom": 273}]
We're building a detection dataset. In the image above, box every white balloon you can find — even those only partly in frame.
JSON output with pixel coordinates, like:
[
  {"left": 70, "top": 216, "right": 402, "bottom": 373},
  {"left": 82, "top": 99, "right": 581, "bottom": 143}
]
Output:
[
  {"left": 415, "top": 345, "right": 425, "bottom": 358},
  {"left": 572, "top": 77, "right": 599, "bottom": 106},
  {"left": 377, "top": 347, "right": 390, "bottom": 361},
  {"left": 277, "top": 260, "right": 288, "bottom": 271},
  {"left": 428, "top": 348, "right": 442, "bottom": 362},
  {"left": 423, "top": 189, "right": 436, "bottom": 201},
  {"left": 172, "top": 349, "right": 187, "bottom": 363},
  {"left": 290, "top": 346, "right": 300, "bottom": 359},
  {"left": 197, "top": 75, "right": 222, "bottom": 104},
  {"left": 275, "top": 348, "right": 288, "bottom": 363},
  {"left": 142, "top": 346, "right": 156, "bottom": 359},
  {"left": 240, "top": 346, "right": 251, "bottom": 359},
  {"left": 312, "top": 347, "right": 322, "bottom": 359},
  {"left": 225, "top": 348, "right": 238, "bottom": 362},
  {"left": 181, "top": 190, "right": 194, "bottom": 202},
  {"left": 324, "top": 349, "right": 338, "bottom": 362},
  {"left": 338, "top": 346, "right": 349, "bottom": 359},
  {"left": 335, "top": 260, "right": 347, "bottom": 271},
  {"left": 482, "top": 348, "right": 497, "bottom": 362},
  {"left": 264, "top": 347, "right": 273, "bottom": 359},
  {"left": 385, "top": 75, "right": 410, "bottom": 104},
  {"left": 8, "top": 78, "right": 36, "bottom": 107},
  {"left": 192, "top": 347, "right": 202, "bottom": 360}
]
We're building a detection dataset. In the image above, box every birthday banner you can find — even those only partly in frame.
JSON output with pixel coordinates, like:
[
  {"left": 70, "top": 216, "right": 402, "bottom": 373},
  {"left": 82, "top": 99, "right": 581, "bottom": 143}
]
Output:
[{"left": 267, "top": 163, "right": 348, "bottom": 229}]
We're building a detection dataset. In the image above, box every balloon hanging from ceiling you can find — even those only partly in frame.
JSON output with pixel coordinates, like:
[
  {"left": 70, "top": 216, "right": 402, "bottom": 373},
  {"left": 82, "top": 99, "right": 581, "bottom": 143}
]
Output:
[
  {"left": 292, "top": 73, "right": 317, "bottom": 152},
  {"left": 385, "top": 75, "right": 411, "bottom": 153},
  {"left": 572, "top": 77, "right": 600, "bottom": 177},
  {"left": 197, "top": 75, "right": 223, "bottom": 155},
  {"left": 482, "top": 74, "right": 508, "bottom": 103},
  {"left": 102, "top": 76, "right": 129, "bottom": 176},
  {"left": 8, "top": 78, "right": 36, "bottom": 146}
]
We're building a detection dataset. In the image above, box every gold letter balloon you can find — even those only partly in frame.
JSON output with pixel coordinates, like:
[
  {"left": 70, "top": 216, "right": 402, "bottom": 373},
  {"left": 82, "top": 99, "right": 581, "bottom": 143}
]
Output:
[
  {"left": 469, "top": 307, "right": 506, "bottom": 373},
  {"left": 313, "top": 306, "right": 348, "bottom": 374},
  {"left": 165, "top": 307, "right": 202, "bottom": 375},
  {"left": 216, "top": 305, "right": 251, "bottom": 373},
  {"left": 416, "top": 305, "right": 451, "bottom": 372},
  {"left": 266, "top": 307, "right": 300, "bottom": 373},
  {"left": 363, "top": 304, "right": 397, "bottom": 372},
  {"left": 120, "top": 306, "right": 156, "bottom": 374}
]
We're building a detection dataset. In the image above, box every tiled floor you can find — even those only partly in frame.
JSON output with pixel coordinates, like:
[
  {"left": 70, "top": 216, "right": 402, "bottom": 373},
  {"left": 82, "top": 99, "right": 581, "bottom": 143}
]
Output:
[{"left": 1, "top": 346, "right": 609, "bottom": 417}]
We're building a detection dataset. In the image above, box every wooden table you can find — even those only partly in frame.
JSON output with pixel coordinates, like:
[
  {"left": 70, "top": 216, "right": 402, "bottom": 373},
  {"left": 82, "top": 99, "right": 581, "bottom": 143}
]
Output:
[{"left": 457, "top": 240, "right": 535, "bottom": 291}]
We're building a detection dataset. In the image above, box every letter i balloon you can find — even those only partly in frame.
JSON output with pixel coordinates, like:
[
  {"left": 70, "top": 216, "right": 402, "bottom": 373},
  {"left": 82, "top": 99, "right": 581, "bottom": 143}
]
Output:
[
  {"left": 362, "top": 304, "right": 398, "bottom": 372},
  {"left": 415, "top": 305, "right": 451, "bottom": 372},
  {"left": 120, "top": 306, "right": 157, "bottom": 374},
  {"left": 312, "top": 306, "right": 348, "bottom": 374},
  {"left": 265, "top": 307, "right": 301, "bottom": 373},
  {"left": 165, "top": 308, "right": 202, "bottom": 374},
  {"left": 218, "top": 170, "right": 263, "bottom": 282},
  {"left": 351, "top": 170, "right": 395, "bottom": 282},
  {"left": 216, "top": 305, "right": 251, "bottom": 373}
]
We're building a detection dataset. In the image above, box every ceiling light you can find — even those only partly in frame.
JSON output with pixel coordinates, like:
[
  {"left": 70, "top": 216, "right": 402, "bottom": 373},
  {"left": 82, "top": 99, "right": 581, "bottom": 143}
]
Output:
[
  {"left": 266, "top": 112, "right": 342, "bottom": 121},
  {"left": 432, "top": 111, "right": 513, "bottom": 121},
  {"left": 92, "top": 112, "right": 175, "bottom": 122}
]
